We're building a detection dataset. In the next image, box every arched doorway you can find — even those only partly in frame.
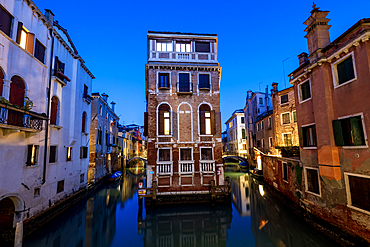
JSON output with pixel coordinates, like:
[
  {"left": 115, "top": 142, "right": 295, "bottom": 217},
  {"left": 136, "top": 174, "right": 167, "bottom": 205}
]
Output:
[
  {"left": 0, "top": 197, "right": 15, "bottom": 245},
  {"left": 8, "top": 76, "right": 25, "bottom": 127}
]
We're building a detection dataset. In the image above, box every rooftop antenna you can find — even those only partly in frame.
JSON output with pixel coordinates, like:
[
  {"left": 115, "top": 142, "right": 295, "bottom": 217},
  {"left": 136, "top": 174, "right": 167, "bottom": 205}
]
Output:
[{"left": 282, "top": 57, "right": 289, "bottom": 89}]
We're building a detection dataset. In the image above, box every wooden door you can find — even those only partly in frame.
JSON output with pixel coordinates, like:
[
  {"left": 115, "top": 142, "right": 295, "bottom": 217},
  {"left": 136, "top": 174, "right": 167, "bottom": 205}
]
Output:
[{"left": 8, "top": 76, "right": 25, "bottom": 126}]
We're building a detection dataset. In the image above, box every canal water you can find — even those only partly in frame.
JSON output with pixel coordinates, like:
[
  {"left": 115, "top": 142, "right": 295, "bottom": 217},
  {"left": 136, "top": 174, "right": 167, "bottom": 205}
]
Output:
[{"left": 23, "top": 168, "right": 340, "bottom": 247}]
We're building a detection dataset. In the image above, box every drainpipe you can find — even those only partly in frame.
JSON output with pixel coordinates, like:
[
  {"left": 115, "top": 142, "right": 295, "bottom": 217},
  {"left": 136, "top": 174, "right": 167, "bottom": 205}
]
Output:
[{"left": 42, "top": 28, "right": 54, "bottom": 184}]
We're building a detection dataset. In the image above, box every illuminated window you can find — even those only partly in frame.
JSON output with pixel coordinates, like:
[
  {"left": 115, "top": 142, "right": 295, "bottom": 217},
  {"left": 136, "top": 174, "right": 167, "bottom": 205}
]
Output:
[
  {"left": 156, "top": 41, "right": 172, "bottom": 52},
  {"left": 27, "top": 145, "right": 39, "bottom": 166},
  {"left": 283, "top": 133, "right": 292, "bottom": 146},
  {"left": 158, "top": 104, "right": 171, "bottom": 135},
  {"left": 199, "top": 104, "right": 214, "bottom": 135},
  {"left": 67, "top": 147, "right": 72, "bottom": 161},
  {"left": 229, "top": 121, "right": 233, "bottom": 128},
  {"left": 176, "top": 42, "right": 191, "bottom": 52},
  {"left": 16, "top": 22, "right": 34, "bottom": 54}
]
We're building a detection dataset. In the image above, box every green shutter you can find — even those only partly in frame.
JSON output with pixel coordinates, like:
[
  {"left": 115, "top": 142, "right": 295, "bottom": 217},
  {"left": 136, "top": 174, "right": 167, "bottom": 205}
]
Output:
[
  {"left": 333, "top": 120, "right": 345, "bottom": 146},
  {"left": 299, "top": 127, "right": 303, "bottom": 147},
  {"left": 350, "top": 116, "right": 365, "bottom": 146}
]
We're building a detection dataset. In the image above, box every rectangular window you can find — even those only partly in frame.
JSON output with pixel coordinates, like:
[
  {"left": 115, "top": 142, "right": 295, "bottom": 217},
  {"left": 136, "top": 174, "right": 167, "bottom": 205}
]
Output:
[
  {"left": 336, "top": 55, "right": 355, "bottom": 85},
  {"left": 83, "top": 84, "right": 88, "bottom": 98},
  {"left": 241, "top": 117, "right": 245, "bottom": 124},
  {"left": 34, "top": 188, "right": 40, "bottom": 197},
  {"left": 306, "top": 168, "right": 320, "bottom": 195},
  {"left": 299, "top": 80, "right": 311, "bottom": 102},
  {"left": 67, "top": 147, "right": 72, "bottom": 161},
  {"left": 262, "top": 139, "right": 265, "bottom": 148},
  {"left": 282, "top": 112, "right": 290, "bottom": 125},
  {"left": 257, "top": 123, "right": 260, "bottom": 131},
  {"left": 283, "top": 133, "right": 292, "bottom": 146},
  {"left": 27, "top": 145, "right": 39, "bottom": 166},
  {"left": 176, "top": 42, "right": 191, "bottom": 52},
  {"left": 229, "top": 121, "right": 233, "bottom": 128},
  {"left": 199, "top": 74, "right": 210, "bottom": 89},
  {"left": 302, "top": 125, "right": 317, "bottom": 147},
  {"left": 159, "top": 149, "right": 171, "bottom": 161},
  {"left": 200, "top": 148, "right": 213, "bottom": 160},
  {"left": 80, "top": 146, "right": 88, "bottom": 159},
  {"left": 164, "top": 112, "right": 170, "bottom": 135},
  {"left": 34, "top": 39, "right": 46, "bottom": 63},
  {"left": 256, "top": 140, "right": 261, "bottom": 148},
  {"left": 259, "top": 98, "right": 263, "bottom": 105},
  {"left": 49, "top": 146, "right": 57, "bottom": 163},
  {"left": 54, "top": 56, "right": 70, "bottom": 82},
  {"left": 80, "top": 174, "right": 84, "bottom": 183},
  {"left": 283, "top": 162, "right": 288, "bottom": 182},
  {"left": 242, "top": 129, "right": 246, "bottom": 139},
  {"left": 269, "top": 137, "right": 273, "bottom": 147},
  {"left": 261, "top": 121, "right": 264, "bottom": 130},
  {"left": 347, "top": 174, "right": 370, "bottom": 212},
  {"left": 333, "top": 115, "right": 366, "bottom": 146},
  {"left": 293, "top": 111, "right": 297, "bottom": 123},
  {"left": 281, "top": 94, "right": 289, "bottom": 104},
  {"left": 158, "top": 73, "right": 170, "bottom": 88},
  {"left": 156, "top": 41, "right": 172, "bottom": 51},
  {"left": 16, "top": 22, "right": 35, "bottom": 54},
  {"left": 0, "top": 6, "right": 13, "bottom": 37},
  {"left": 180, "top": 148, "right": 192, "bottom": 161},
  {"left": 97, "top": 129, "right": 102, "bottom": 144},
  {"left": 205, "top": 112, "right": 211, "bottom": 135},
  {"left": 195, "top": 42, "right": 210, "bottom": 53},
  {"left": 268, "top": 117, "right": 272, "bottom": 128},
  {"left": 57, "top": 180, "right": 64, "bottom": 194}
]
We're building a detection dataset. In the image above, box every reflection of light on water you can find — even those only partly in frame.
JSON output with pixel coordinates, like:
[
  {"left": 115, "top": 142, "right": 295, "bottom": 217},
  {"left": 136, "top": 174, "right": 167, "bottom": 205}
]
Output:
[
  {"left": 117, "top": 185, "right": 120, "bottom": 191},
  {"left": 259, "top": 219, "right": 268, "bottom": 230},
  {"left": 259, "top": 185, "right": 265, "bottom": 196},
  {"left": 257, "top": 156, "right": 262, "bottom": 170},
  {"left": 106, "top": 195, "right": 110, "bottom": 206}
]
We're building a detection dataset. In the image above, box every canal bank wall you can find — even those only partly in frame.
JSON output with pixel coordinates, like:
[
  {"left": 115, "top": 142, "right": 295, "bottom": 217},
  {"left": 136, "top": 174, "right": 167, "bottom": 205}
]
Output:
[{"left": 262, "top": 154, "right": 370, "bottom": 246}]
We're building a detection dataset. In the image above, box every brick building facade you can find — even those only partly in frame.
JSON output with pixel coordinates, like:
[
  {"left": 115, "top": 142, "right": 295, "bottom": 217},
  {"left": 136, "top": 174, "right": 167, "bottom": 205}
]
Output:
[{"left": 145, "top": 31, "right": 224, "bottom": 196}]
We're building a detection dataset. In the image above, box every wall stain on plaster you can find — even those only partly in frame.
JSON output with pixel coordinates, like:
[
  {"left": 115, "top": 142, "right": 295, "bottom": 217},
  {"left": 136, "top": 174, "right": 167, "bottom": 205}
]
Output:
[{"left": 4, "top": 149, "right": 17, "bottom": 163}]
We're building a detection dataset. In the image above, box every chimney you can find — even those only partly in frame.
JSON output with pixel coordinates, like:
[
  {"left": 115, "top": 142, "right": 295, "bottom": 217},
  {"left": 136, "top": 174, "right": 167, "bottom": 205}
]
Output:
[
  {"left": 44, "top": 9, "right": 54, "bottom": 24},
  {"left": 265, "top": 85, "right": 269, "bottom": 98},
  {"left": 247, "top": 90, "right": 252, "bottom": 100},
  {"left": 272, "top": 82, "right": 278, "bottom": 94},
  {"left": 101, "top": 93, "right": 108, "bottom": 102},
  {"left": 304, "top": 4, "right": 331, "bottom": 57},
  {"left": 298, "top": 52, "right": 309, "bottom": 66},
  {"left": 111, "top": 101, "right": 116, "bottom": 112}
]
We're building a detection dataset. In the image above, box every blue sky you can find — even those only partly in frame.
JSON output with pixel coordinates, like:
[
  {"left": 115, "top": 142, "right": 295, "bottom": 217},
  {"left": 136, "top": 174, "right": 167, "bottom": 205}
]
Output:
[{"left": 34, "top": 0, "right": 370, "bottom": 130}]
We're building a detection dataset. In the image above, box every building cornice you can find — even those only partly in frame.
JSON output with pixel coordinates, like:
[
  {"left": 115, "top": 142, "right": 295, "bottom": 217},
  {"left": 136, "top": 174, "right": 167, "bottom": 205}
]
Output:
[{"left": 146, "top": 64, "right": 221, "bottom": 71}]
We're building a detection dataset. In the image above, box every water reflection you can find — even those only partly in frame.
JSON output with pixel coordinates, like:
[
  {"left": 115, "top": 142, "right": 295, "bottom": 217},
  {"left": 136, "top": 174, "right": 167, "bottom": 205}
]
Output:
[
  {"left": 230, "top": 174, "right": 250, "bottom": 216},
  {"left": 138, "top": 204, "right": 232, "bottom": 247}
]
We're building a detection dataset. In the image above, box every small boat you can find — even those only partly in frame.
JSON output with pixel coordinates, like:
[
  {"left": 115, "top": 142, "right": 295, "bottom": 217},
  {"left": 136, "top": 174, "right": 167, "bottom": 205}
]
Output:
[
  {"left": 108, "top": 171, "right": 122, "bottom": 183},
  {"left": 250, "top": 168, "right": 263, "bottom": 180}
]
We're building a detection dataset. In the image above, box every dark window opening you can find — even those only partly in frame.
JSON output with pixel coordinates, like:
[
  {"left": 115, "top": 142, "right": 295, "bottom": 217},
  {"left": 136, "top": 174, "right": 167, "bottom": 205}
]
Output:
[
  {"left": 300, "top": 81, "right": 311, "bottom": 101},
  {"left": 348, "top": 175, "right": 370, "bottom": 212},
  {"left": 333, "top": 116, "right": 365, "bottom": 146},
  {"left": 57, "top": 180, "right": 64, "bottom": 194},
  {"left": 281, "top": 94, "right": 289, "bottom": 104},
  {"left": 180, "top": 148, "right": 192, "bottom": 161},
  {"left": 158, "top": 73, "right": 170, "bottom": 88},
  {"left": 337, "top": 56, "right": 355, "bottom": 85},
  {"left": 201, "top": 148, "right": 213, "bottom": 160},
  {"left": 49, "top": 145, "right": 57, "bottom": 163},
  {"left": 195, "top": 42, "right": 210, "bottom": 53},
  {"left": 0, "top": 6, "right": 13, "bottom": 37},
  {"left": 34, "top": 39, "right": 46, "bottom": 63},
  {"left": 199, "top": 74, "right": 210, "bottom": 89},
  {"left": 159, "top": 149, "right": 170, "bottom": 161},
  {"left": 306, "top": 169, "right": 319, "bottom": 194},
  {"left": 50, "top": 96, "right": 58, "bottom": 125},
  {"left": 301, "top": 125, "right": 317, "bottom": 147},
  {"left": 80, "top": 146, "right": 88, "bottom": 159},
  {"left": 178, "top": 73, "right": 191, "bottom": 93},
  {"left": 283, "top": 162, "right": 288, "bottom": 182}
]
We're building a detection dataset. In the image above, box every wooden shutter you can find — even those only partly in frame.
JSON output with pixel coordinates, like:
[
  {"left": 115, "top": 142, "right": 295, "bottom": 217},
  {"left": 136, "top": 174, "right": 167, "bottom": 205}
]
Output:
[
  {"left": 144, "top": 112, "right": 148, "bottom": 136},
  {"left": 0, "top": 7, "right": 12, "bottom": 37},
  {"left": 349, "top": 175, "right": 370, "bottom": 211},
  {"left": 35, "top": 40, "right": 45, "bottom": 63},
  {"left": 16, "top": 22, "right": 23, "bottom": 44},
  {"left": 332, "top": 120, "right": 344, "bottom": 146},
  {"left": 299, "top": 127, "right": 303, "bottom": 147},
  {"left": 82, "top": 112, "right": 86, "bottom": 132},
  {"left": 80, "top": 147, "right": 83, "bottom": 159},
  {"left": 9, "top": 76, "right": 25, "bottom": 107},
  {"left": 26, "top": 33, "right": 34, "bottom": 54},
  {"left": 158, "top": 110, "right": 164, "bottom": 135},
  {"left": 312, "top": 125, "right": 317, "bottom": 146},
  {"left": 54, "top": 56, "right": 59, "bottom": 76},
  {"left": 211, "top": 110, "right": 216, "bottom": 135},
  {"left": 199, "top": 110, "right": 205, "bottom": 135},
  {"left": 350, "top": 116, "right": 365, "bottom": 146},
  {"left": 27, "top": 145, "right": 33, "bottom": 165},
  {"left": 50, "top": 97, "right": 58, "bottom": 125}
]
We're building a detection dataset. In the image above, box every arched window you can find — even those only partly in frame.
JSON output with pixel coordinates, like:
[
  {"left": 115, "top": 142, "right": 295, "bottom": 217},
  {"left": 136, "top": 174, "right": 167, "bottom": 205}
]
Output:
[
  {"left": 9, "top": 76, "right": 25, "bottom": 107},
  {"left": 199, "top": 104, "right": 215, "bottom": 135},
  {"left": 158, "top": 104, "right": 171, "bottom": 135},
  {"left": 50, "top": 96, "right": 59, "bottom": 125},
  {"left": 0, "top": 68, "right": 4, "bottom": 96},
  {"left": 82, "top": 111, "right": 87, "bottom": 133}
]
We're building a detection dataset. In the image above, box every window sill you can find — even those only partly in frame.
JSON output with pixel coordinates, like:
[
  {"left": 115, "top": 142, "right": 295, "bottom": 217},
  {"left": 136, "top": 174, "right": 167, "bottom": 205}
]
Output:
[
  {"left": 303, "top": 147, "right": 317, "bottom": 150},
  {"left": 347, "top": 205, "right": 370, "bottom": 216},
  {"left": 48, "top": 162, "right": 58, "bottom": 165},
  {"left": 82, "top": 132, "right": 89, "bottom": 136},
  {"left": 280, "top": 102, "right": 289, "bottom": 106},
  {"left": 199, "top": 87, "right": 210, "bottom": 90},
  {"left": 305, "top": 190, "right": 321, "bottom": 197},
  {"left": 283, "top": 179, "right": 289, "bottom": 184},
  {"left": 299, "top": 97, "right": 312, "bottom": 104},
  {"left": 25, "top": 164, "right": 40, "bottom": 168},
  {"left": 334, "top": 77, "right": 357, "bottom": 89},
  {"left": 52, "top": 76, "right": 67, "bottom": 87},
  {"left": 342, "top": 145, "right": 368, "bottom": 149},
  {"left": 50, "top": 125, "right": 62, "bottom": 130},
  {"left": 158, "top": 87, "right": 170, "bottom": 90}
]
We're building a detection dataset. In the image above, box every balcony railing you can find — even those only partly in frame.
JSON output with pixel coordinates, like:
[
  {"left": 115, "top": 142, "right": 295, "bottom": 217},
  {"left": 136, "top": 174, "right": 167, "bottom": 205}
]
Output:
[
  {"left": 177, "top": 82, "right": 193, "bottom": 94},
  {"left": 179, "top": 161, "right": 194, "bottom": 175},
  {"left": 157, "top": 161, "right": 173, "bottom": 175},
  {"left": 200, "top": 160, "right": 215, "bottom": 173},
  {"left": 0, "top": 103, "right": 46, "bottom": 131},
  {"left": 149, "top": 51, "right": 218, "bottom": 63}
]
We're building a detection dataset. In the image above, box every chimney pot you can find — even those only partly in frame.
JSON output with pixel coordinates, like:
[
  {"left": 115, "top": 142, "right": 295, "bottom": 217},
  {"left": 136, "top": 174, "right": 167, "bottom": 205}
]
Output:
[{"left": 298, "top": 52, "right": 309, "bottom": 66}]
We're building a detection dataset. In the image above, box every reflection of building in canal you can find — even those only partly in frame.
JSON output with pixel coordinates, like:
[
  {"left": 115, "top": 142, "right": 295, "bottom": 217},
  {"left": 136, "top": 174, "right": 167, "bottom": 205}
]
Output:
[
  {"left": 119, "top": 171, "right": 142, "bottom": 206},
  {"left": 250, "top": 179, "right": 337, "bottom": 247},
  {"left": 139, "top": 205, "right": 232, "bottom": 247},
  {"left": 85, "top": 188, "right": 119, "bottom": 247},
  {"left": 230, "top": 174, "right": 251, "bottom": 216}
]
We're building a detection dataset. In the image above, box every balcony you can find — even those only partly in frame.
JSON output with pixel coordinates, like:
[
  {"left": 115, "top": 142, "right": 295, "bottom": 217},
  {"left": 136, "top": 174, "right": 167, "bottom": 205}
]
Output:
[
  {"left": 200, "top": 160, "right": 215, "bottom": 174},
  {"left": 0, "top": 103, "right": 47, "bottom": 134},
  {"left": 179, "top": 161, "right": 194, "bottom": 175},
  {"left": 157, "top": 162, "right": 173, "bottom": 176},
  {"left": 82, "top": 93, "right": 92, "bottom": 104},
  {"left": 149, "top": 51, "right": 218, "bottom": 64},
  {"left": 177, "top": 82, "right": 193, "bottom": 95}
]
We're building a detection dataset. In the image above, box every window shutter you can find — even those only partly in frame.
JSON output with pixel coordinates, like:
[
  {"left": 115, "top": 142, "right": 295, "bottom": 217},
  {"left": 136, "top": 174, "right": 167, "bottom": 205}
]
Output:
[
  {"left": 158, "top": 110, "right": 164, "bottom": 135},
  {"left": 82, "top": 113, "right": 86, "bottom": 132},
  {"left": 27, "top": 145, "right": 32, "bottom": 165},
  {"left": 50, "top": 97, "right": 58, "bottom": 125},
  {"left": 333, "top": 120, "right": 344, "bottom": 146},
  {"left": 169, "top": 111, "right": 173, "bottom": 135},
  {"left": 350, "top": 116, "right": 365, "bottom": 146},
  {"left": 26, "top": 33, "right": 34, "bottom": 54},
  {"left": 80, "top": 147, "right": 83, "bottom": 159},
  {"left": 144, "top": 112, "right": 148, "bottom": 136},
  {"left": 199, "top": 110, "right": 205, "bottom": 135},
  {"left": 312, "top": 125, "right": 317, "bottom": 146},
  {"left": 16, "top": 22, "right": 23, "bottom": 44},
  {"left": 211, "top": 110, "right": 216, "bottom": 135},
  {"left": 54, "top": 56, "right": 59, "bottom": 76}
]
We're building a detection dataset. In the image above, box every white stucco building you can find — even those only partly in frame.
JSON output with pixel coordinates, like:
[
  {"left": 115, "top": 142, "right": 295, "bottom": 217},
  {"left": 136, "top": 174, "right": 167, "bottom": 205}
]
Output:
[
  {"left": 225, "top": 109, "right": 247, "bottom": 156},
  {"left": 0, "top": 0, "right": 94, "bottom": 240}
]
